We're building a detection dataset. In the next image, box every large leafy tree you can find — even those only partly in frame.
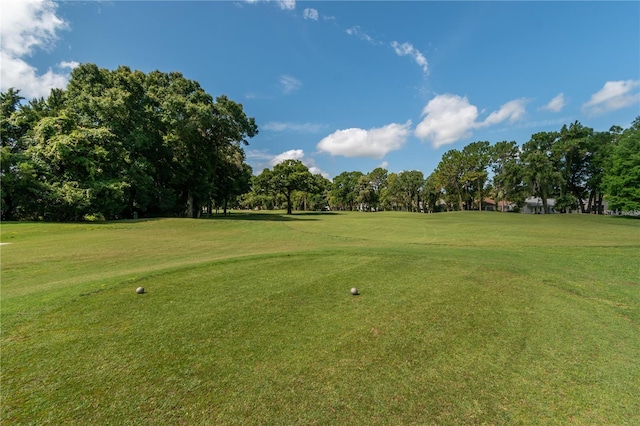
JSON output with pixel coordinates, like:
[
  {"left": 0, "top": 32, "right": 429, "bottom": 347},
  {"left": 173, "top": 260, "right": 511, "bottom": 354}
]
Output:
[
  {"left": 389, "top": 170, "right": 424, "bottom": 212},
  {"left": 490, "top": 140, "right": 525, "bottom": 211},
  {"left": 521, "top": 131, "right": 562, "bottom": 214},
  {"left": 330, "top": 171, "right": 363, "bottom": 211},
  {"left": 271, "top": 159, "right": 314, "bottom": 214},
  {"left": 585, "top": 127, "right": 620, "bottom": 214},
  {"left": 1, "top": 64, "right": 257, "bottom": 221},
  {"left": 461, "top": 141, "right": 491, "bottom": 211},
  {"left": 305, "top": 174, "right": 331, "bottom": 211},
  {"left": 554, "top": 121, "right": 594, "bottom": 212},
  {"left": 602, "top": 117, "right": 640, "bottom": 212},
  {"left": 1, "top": 88, "right": 27, "bottom": 220},
  {"left": 421, "top": 174, "right": 441, "bottom": 213},
  {"left": 357, "top": 167, "right": 388, "bottom": 211},
  {"left": 246, "top": 168, "right": 277, "bottom": 210},
  {"left": 431, "top": 149, "right": 466, "bottom": 211},
  {"left": 211, "top": 145, "right": 253, "bottom": 216}
]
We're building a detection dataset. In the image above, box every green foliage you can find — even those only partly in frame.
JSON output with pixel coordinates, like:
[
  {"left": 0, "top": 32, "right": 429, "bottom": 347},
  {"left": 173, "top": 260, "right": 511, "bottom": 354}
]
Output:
[
  {"left": 388, "top": 170, "right": 424, "bottom": 212},
  {"left": 245, "top": 161, "right": 318, "bottom": 214},
  {"left": 521, "top": 131, "right": 563, "bottom": 214},
  {"left": 0, "top": 64, "right": 257, "bottom": 221},
  {"left": 490, "top": 140, "right": 525, "bottom": 211},
  {"left": 603, "top": 118, "right": 640, "bottom": 212},
  {"left": 271, "top": 159, "right": 314, "bottom": 214},
  {"left": 330, "top": 170, "right": 364, "bottom": 210}
]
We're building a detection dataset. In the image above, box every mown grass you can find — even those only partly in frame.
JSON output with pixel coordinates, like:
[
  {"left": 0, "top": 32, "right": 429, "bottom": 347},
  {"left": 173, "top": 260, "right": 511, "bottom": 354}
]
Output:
[{"left": 1, "top": 211, "right": 639, "bottom": 424}]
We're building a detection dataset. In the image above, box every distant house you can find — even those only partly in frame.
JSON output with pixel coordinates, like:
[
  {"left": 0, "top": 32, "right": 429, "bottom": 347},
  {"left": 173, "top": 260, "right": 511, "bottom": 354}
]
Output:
[
  {"left": 482, "top": 198, "right": 516, "bottom": 212},
  {"left": 522, "top": 197, "right": 556, "bottom": 214}
]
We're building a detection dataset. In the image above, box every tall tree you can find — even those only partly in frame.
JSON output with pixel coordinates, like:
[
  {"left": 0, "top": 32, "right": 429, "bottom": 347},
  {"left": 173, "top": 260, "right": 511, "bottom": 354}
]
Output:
[
  {"left": 389, "top": 170, "right": 424, "bottom": 212},
  {"left": 1, "top": 88, "right": 26, "bottom": 220},
  {"left": 461, "top": 141, "right": 491, "bottom": 211},
  {"left": 431, "top": 149, "right": 466, "bottom": 211},
  {"left": 490, "top": 141, "right": 524, "bottom": 212},
  {"left": 585, "top": 127, "right": 620, "bottom": 214},
  {"left": 330, "top": 171, "right": 363, "bottom": 210},
  {"left": 602, "top": 117, "right": 640, "bottom": 212},
  {"left": 554, "top": 121, "right": 593, "bottom": 212},
  {"left": 249, "top": 168, "right": 277, "bottom": 210},
  {"left": 1, "top": 64, "right": 257, "bottom": 221},
  {"left": 271, "top": 159, "right": 314, "bottom": 214},
  {"left": 365, "top": 167, "right": 389, "bottom": 211},
  {"left": 306, "top": 174, "right": 331, "bottom": 211},
  {"left": 421, "top": 174, "right": 441, "bottom": 213},
  {"left": 521, "top": 131, "right": 562, "bottom": 213}
]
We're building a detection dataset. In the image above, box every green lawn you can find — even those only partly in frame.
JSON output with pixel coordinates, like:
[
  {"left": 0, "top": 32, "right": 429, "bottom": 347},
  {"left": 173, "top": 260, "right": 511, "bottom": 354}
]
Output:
[{"left": 2, "top": 211, "right": 639, "bottom": 424}]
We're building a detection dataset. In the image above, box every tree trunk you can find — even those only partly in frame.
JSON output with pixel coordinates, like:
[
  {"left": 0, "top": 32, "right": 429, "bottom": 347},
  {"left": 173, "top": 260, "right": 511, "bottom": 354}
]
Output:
[
  {"left": 187, "top": 191, "right": 194, "bottom": 218},
  {"left": 286, "top": 192, "right": 292, "bottom": 214},
  {"left": 597, "top": 192, "right": 604, "bottom": 215},
  {"left": 457, "top": 187, "right": 464, "bottom": 211},
  {"left": 587, "top": 190, "right": 595, "bottom": 213}
]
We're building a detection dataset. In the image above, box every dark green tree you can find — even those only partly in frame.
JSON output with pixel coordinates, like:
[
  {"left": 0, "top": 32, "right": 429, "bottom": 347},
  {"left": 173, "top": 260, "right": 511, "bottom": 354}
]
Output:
[
  {"left": 584, "top": 127, "right": 620, "bottom": 214},
  {"left": 521, "top": 131, "right": 562, "bottom": 214},
  {"left": 554, "top": 121, "right": 594, "bottom": 212},
  {"left": 330, "top": 171, "right": 364, "bottom": 210},
  {"left": 602, "top": 117, "right": 640, "bottom": 212},
  {"left": 490, "top": 141, "right": 524, "bottom": 212},
  {"left": 431, "top": 149, "right": 466, "bottom": 211},
  {"left": 461, "top": 141, "right": 491, "bottom": 211},
  {"left": 388, "top": 170, "right": 424, "bottom": 212},
  {"left": 271, "top": 159, "right": 314, "bottom": 214}
]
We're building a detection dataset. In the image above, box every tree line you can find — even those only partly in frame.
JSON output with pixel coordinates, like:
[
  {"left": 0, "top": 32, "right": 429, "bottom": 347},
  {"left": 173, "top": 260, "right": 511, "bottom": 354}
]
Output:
[
  {"left": 1, "top": 64, "right": 257, "bottom": 221},
  {"left": 2, "top": 63, "right": 638, "bottom": 221},
  {"left": 243, "top": 119, "right": 639, "bottom": 215}
]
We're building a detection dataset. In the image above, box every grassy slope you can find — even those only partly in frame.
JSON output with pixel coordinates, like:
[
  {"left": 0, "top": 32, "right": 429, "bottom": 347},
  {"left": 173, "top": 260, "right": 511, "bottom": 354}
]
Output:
[{"left": 1, "top": 212, "right": 639, "bottom": 425}]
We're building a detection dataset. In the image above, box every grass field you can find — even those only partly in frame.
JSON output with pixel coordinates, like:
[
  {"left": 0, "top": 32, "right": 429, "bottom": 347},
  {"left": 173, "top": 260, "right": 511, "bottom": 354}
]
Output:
[{"left": 1, "top": 211, "right": 639, "bottom": 425}]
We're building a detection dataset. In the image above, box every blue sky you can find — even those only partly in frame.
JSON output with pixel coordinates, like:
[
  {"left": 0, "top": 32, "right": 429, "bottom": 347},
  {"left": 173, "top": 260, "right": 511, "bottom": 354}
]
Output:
[{"left": 2, "top": 1, "right": 639, "bottom": 179}]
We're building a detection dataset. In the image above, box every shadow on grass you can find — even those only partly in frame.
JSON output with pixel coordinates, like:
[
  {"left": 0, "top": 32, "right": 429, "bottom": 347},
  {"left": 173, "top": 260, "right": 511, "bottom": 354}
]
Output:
[
  {"left": 609, "top": 214, "right": 640, "bottom": 221},
  {"left": 205, "top": 211, "right": 342, "bottom": 222},
  {"left": 2, "top": 211, "right": 343, "bottom": 225}
]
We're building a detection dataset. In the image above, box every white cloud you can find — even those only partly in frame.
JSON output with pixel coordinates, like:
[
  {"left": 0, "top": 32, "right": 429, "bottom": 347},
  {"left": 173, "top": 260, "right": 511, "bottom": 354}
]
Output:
[
  {"left": 247, "top": 149, "right": 329, "bottom": 178},
  {"left": 415, "top": 94, "right": 479, "bottom": 148},
  {"left": 390, "top": 41, "right": 428, "bottom": 74},
  {"left": 279, "top": 74, "right": 301, "bottom": 94},
  {"left": 245, "top": 149, "right": 274, "bottom": 162},
  {"left": 415, "top": 94, "right": 528, "bottom": 148},
  {"left": 303, "top": 8, "right": 318, "bottom": 21},
  {"left": 270, "top": 149, "right": 305, "bottom": 166},
  {"left": 582, "top": 80, "right": 640, "bottom": 115},
  {"left": 345, "top": 26, "right": 375, "bottom": 44},
  {"left": 541, "top": 93, "right": 566, "bottom": 112},
  {"left": 317, "top": 121, "right": 412, "bottom": 159},
  {"left": 377, "top": 161, "right": 389, "bottom": 170},
  {"left": 59, "top": 60, "right": 80, "bottom": 70},
  {"left": 244, "top": 0, "right": 295, "bottom": 11},
  {"left": 0, "top": 0, "right": 73, "bottom": 99},
  {"left": 263, "top": 121, "right": 325, "bottom": 133},
  {"left": 479, "top": 98, "right": 528, "bottom": 127},
  {"left": 277, "top": 0, "right": 296, "bottom": 10},
  {"left": 270, "top": 149, "right": 329, "bottom": 178}
]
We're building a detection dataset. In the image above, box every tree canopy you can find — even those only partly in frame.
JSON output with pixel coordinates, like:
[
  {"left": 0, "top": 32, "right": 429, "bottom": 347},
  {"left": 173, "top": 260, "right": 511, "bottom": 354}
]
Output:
[
  {"left": 1, "top": 64, "right": 257, "bottom": 221},
  {"left": 2, "top": 66, "right": 637, "bottom": 220}
]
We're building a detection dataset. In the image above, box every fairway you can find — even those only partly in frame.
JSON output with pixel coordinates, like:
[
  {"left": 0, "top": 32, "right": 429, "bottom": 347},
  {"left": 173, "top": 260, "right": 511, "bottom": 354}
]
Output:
[{"left": 1, "top": 212, "right": 639, "bottom": 424}]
